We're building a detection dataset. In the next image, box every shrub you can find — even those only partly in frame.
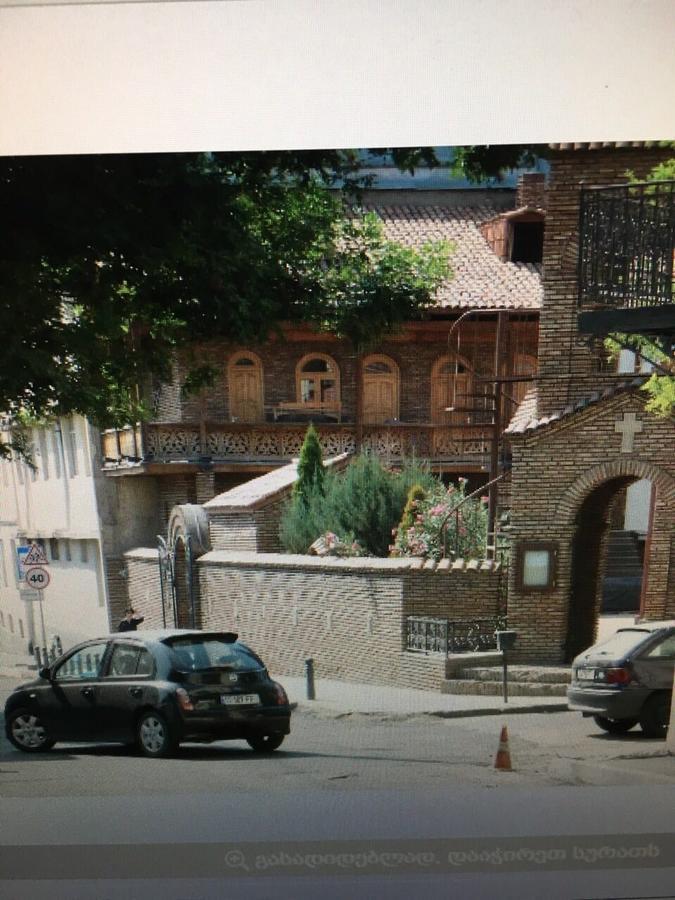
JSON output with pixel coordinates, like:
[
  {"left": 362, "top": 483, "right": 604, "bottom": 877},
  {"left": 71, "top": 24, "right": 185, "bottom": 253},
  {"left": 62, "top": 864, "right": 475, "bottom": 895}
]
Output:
[
  {"left": 391, "top": 477, "right": 488, "bottom": 561},
  {"left": 279, "top": 453, "right": 439, "bottom": 557},
  {"left": 294, "top": 424, "right": 325, "bottom": 505}
]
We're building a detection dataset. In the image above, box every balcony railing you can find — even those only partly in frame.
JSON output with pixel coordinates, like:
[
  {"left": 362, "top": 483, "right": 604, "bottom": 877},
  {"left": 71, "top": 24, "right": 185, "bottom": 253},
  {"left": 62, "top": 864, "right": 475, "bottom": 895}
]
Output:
[
  {"left": 101, "top": 421, "right": 494, "bottom": 468},
  {"left": 578, "top": 179, "right": 675, "bottom": 332}
]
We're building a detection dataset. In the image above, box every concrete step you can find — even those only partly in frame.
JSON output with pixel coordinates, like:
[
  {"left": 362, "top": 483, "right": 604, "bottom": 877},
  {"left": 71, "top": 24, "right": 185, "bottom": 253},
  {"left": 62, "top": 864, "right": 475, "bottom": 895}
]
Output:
[
  {"left": 441, "top": 679, "right": 569, "bottom": 697},
  {"left": 459, "top": 665, "right": 572, "bottom": 684}
]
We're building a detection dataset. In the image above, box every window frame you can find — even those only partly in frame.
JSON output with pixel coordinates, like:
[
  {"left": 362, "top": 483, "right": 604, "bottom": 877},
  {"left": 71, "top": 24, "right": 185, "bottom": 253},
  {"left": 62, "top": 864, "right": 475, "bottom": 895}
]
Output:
[
  {"left": 295, "top": 353, "right": 341, "bottom": 410},
  {"left": 516, "top": 541, "right": 558, "bottom": 592}
]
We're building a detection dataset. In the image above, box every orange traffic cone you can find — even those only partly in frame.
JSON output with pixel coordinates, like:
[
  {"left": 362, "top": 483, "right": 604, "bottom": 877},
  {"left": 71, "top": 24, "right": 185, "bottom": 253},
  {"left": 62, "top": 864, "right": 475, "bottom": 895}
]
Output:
[{"left": 494, "top": 724, "right": 512, "bottom": 771}]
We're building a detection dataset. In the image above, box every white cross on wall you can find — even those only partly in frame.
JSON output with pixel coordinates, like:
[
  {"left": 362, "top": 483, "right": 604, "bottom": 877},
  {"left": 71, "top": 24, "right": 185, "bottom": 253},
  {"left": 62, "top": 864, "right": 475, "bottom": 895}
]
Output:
[{"left": 614, "top": 412, "right": 643, "bottom": 453}]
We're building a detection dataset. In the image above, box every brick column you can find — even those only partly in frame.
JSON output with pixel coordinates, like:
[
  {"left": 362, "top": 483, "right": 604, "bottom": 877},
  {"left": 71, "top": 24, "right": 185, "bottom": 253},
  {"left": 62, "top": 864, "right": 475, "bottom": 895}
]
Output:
[{"left": 195, "top": 471, "right": 216, "bottom": 504}]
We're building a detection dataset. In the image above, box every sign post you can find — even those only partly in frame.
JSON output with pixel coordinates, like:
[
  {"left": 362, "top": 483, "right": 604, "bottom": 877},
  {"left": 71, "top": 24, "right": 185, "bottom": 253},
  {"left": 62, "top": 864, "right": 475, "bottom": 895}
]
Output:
[{"left": 20, "top": 543, "right": 51, "bottom": 661}]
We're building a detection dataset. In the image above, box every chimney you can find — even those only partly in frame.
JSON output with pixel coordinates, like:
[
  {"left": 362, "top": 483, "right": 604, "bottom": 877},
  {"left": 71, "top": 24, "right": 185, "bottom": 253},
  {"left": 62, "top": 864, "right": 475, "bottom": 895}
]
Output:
[{"left": 516, "top": 173, "right": 546, "bottom": 210}]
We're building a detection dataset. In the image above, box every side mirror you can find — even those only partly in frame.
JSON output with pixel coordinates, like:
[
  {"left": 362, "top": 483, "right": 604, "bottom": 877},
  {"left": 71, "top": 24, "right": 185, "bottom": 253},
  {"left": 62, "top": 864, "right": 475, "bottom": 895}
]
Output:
[{"left": 38, "top": 666, "right": 52, "bottom": 681}]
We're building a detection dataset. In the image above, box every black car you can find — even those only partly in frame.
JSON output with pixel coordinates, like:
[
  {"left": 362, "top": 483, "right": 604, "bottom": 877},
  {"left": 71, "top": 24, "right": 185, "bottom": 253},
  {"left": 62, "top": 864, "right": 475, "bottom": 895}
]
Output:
[
  {"left": 567, "top": 621, "right": 675, "bottom": 737},
  {"left": 4, "top": 629, "right": 291, "bottom": 757}
]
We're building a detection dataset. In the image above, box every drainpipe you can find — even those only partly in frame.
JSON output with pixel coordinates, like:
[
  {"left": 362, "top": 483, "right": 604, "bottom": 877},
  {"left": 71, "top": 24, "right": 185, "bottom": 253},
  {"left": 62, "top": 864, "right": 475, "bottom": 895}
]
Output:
[{"left": 54, "top": 418, "right": 72, "bottom": 532}]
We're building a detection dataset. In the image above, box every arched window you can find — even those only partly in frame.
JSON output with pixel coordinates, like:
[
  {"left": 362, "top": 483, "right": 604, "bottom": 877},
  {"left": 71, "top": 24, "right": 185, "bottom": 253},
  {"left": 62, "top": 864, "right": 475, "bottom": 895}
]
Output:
[
  {"left": 228, "top": 351, "right": 264, "bottom": 422},
  {"left": 363, "top": 354, "right": 399, "bottom": 424},
  {"left": 296, "top": 354, "right": 340, "bottom": 410},
  {"left": 431, "top": 355, "right": 473, "bottom": 425}
]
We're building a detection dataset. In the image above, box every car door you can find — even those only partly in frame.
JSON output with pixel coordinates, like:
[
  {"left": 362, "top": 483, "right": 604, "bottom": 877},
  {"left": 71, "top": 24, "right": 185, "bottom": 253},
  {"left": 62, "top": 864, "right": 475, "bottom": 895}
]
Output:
[
  {"left": 39, "top": 641, "right": 110, "bottom": 741},
  {"left": 96, "top": 642, "right": 157, "bottom": 741}
]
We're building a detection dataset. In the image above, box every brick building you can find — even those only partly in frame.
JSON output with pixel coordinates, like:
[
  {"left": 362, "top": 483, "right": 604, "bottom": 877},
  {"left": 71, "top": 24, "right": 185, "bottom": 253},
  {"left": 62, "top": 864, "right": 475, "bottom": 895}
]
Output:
[
  {"left": 505, "top": 143, "right": 675, "bottom": 663},
  {"left": 102, "top": 182, "right": 543, "bottom": 532}
]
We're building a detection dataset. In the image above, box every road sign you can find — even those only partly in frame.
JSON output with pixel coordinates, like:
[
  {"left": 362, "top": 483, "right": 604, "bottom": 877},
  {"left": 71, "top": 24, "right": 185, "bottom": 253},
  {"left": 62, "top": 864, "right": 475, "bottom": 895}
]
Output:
[
  {"left": 25, "top": 567, "right": 50, "bottom": 590},
  {"left": 24, "top": 543, "right": 49, "bottom": 566},
  {"left": 16, "top": 545, "right": 31, "bottom": 580}
]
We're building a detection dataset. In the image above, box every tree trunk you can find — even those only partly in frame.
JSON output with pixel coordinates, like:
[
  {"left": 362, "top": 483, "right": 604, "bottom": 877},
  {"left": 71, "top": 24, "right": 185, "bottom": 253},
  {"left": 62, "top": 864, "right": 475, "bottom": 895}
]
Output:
[{"left": 355, "top": 353, "right": 364, "bottom": 452}]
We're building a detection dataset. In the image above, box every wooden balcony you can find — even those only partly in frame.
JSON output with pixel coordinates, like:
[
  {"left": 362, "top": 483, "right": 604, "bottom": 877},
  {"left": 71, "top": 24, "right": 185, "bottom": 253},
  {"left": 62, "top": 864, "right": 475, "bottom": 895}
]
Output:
[{"left": 101, "top": 421, "right": 494, "bottom": 471}]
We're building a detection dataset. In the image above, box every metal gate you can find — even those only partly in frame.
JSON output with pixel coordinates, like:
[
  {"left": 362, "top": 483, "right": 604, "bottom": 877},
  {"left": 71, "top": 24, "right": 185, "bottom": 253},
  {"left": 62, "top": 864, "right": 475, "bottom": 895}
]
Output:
[{"left": 157, "top": 533, "right": 196, "bottom": 629}]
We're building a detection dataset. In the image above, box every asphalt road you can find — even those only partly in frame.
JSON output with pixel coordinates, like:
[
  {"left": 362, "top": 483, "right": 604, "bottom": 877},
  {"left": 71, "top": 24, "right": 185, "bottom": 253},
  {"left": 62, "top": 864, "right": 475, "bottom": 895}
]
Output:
[{"left": 2, "top": 707, "right": 674, "bottom": 899}]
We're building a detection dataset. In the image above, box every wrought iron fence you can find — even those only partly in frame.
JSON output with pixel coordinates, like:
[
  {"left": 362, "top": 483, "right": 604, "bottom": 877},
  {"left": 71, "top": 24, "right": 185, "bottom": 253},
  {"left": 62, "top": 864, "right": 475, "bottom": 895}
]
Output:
[
  {"left": 578, "top": 180, "right": 675, "bottom": 310},
  {"left": 405, "top": 615, "right": 506, "bottom": 654}
]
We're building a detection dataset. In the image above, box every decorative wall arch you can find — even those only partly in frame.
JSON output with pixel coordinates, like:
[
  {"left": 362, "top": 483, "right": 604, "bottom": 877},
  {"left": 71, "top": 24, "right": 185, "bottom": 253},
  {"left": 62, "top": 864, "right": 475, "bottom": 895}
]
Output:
[
  {"left": 362, "top": 353, "right": 400, "bottom": 424},
  {"left": 159, "top": 504, "right": 212, "bottom": 628},
  {"left": 228, "top": 350, "right": 264, "bottom": 422},
  {"left": 554, "top": 459, "right": 675, "bottom": 527},
  {"left": 431, "top": 353, "right": 473, "bottom": 425}
]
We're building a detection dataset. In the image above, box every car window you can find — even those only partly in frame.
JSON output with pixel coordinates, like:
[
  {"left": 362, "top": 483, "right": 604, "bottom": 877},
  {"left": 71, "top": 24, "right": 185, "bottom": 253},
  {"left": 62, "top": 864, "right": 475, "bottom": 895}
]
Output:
[
  {"left": 643, "top": 634, "right": 675, "bottom": 659},
  {"left": 55, "top": 642, "right": 108, "bottom": 681},
  {"left": 166, "top": 637, "right": 263, "bottom": 672},
  {"left": 136, "top": 648, "right": 154, "bottom": 676},
  {"left": 590, "top": 629, "right": 652, "bottom": 657},
  {"left": 104, "top": 644, "right": 155, "bottom": 677},
  {"left": 107, "top": 645, "right": 141, "bottom": 677}
]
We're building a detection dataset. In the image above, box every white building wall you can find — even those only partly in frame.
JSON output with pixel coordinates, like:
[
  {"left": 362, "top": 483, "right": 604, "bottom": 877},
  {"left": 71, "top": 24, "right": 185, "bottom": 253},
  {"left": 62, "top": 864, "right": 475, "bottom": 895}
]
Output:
[
  {"left": 0, "top": 416, "right": 110, "bottom": 658},
  {"left": 624, "top": 479, "right": 652, "bottom": 535}
]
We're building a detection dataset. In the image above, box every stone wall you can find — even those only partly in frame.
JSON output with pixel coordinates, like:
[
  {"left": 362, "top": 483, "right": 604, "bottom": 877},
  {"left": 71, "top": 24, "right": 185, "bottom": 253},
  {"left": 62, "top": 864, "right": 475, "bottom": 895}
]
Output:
[{"left": 124, "top": 548, "right": 502, "bottom": 690}]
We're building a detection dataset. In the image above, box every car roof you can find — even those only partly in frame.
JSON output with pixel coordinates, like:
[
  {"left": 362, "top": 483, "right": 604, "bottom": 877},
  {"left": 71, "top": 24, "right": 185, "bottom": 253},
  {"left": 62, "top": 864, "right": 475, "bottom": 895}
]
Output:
[
  {"left": 90, "top": 629, "right": 239, "bottom": 644},
  {"left": 617, "top": 621, "right": 675, "bottom": 633}
]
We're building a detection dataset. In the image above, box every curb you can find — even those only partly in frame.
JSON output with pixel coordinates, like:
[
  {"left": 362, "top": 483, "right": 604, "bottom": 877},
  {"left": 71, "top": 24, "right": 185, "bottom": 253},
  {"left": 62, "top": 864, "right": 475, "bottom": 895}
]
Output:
[
  {"left": 550, "top": 754, "right": 675, "bottom": 786},
  {"left": 292, "top": 701, "right": 569, "bottom": 719}
]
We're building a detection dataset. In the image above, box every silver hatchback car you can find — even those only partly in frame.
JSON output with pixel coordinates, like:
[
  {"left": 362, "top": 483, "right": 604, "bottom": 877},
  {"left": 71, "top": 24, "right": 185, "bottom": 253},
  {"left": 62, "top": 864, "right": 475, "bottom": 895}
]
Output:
[{"left": 567, "top": 621, "right": 674, "bottom": 737}]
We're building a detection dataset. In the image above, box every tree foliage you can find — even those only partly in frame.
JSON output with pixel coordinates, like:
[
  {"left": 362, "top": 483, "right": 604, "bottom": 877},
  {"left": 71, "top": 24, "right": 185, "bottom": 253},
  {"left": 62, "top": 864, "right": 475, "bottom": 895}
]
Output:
[
  {"left": 0, "top": 150, "right": 450, "bottom": 455},
  {"left": 279, "top": 455, "right": 436, "bottom": 556},
  {"left": 294, "top": 424, "right": 325, "bottom": 506}
]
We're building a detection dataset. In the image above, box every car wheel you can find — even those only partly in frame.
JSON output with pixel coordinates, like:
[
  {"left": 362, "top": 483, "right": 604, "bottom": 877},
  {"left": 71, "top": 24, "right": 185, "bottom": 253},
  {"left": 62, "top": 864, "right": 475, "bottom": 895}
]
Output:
[
  {"left": 639, "top": 693, "right": 671, "bottom": 739},
  {"left": 136, "top": 711, "right": 178, "bottom": 758},
  {"left": 6, "top": 709, "right": 56, "bottom": 753},
  {"left": 246, "top": 733, "right": 285, "bottom": 753},
  {"left": 593, "top": 715, "right": 638, "bottom": 734}
]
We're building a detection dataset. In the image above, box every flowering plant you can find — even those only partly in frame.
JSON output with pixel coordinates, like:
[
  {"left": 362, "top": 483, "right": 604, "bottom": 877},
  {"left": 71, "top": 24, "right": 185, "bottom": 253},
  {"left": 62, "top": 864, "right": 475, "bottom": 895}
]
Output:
[
  {"left": 390, "top": 480, "right": 488, "bottom": 561},
  {"left": 315, "top": 531, "right": 366, "bottom": 558}
]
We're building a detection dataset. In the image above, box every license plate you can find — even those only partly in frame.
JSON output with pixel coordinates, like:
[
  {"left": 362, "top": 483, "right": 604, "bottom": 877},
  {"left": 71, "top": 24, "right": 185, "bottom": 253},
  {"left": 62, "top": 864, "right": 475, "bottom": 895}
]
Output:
[
  {"left": 576, "top": 668, "right": 596, "bottom": 681},
  {"left": 220, "top": 694, "right": 260, "bottom": 706}
]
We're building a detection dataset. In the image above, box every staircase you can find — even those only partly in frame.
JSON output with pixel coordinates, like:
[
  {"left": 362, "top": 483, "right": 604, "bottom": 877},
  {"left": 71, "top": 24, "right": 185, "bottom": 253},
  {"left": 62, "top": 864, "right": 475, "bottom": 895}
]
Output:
[
  {"left": 602, "top": 530, "right": 643, "bottom": 613},
  {"left": 441, "top": 664, "right": 571, "bottom": 697},
  {"left": 605, "top": 530, "right": 643, "bottom": 578}
]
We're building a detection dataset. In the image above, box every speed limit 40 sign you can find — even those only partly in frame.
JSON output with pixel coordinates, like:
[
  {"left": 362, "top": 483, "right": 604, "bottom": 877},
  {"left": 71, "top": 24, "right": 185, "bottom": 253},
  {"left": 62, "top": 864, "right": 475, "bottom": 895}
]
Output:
[{"left": 25, "top": 567, "right": 50, "bottom": 590}]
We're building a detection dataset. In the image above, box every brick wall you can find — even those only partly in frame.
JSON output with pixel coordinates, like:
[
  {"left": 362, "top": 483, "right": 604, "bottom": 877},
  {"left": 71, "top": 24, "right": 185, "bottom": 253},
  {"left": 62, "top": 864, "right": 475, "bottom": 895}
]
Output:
[
  {"left": 536, "top": 147, "right": 672, "bottom": 418},
  {"left": 508, "top": 391, "right": 675, "bottom": 663},
  {"left": 126, "top": 550, "right": 166, "bottom": 630},
  {"left": 124, "top": 548, "right": 501, "bottom": 690},
  {"left": 146, "top": 325, "right": 538, "bottom": 428}
]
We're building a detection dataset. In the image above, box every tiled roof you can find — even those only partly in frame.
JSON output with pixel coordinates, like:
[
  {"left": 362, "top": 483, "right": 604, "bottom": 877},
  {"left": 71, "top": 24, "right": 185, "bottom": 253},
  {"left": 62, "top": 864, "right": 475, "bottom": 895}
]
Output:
[
  {"left": 505, "top": 378, "right": 649, "bottom": 436},
  {"left": 362, "top": 200, "right": 543, "bottom": 311}
]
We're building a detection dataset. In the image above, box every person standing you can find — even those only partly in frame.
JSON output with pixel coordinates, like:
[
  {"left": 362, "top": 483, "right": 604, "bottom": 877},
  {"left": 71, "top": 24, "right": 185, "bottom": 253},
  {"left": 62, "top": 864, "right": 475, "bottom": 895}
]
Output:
[{"left": 118, "top": 607, "right": 145, "bottom": 632}]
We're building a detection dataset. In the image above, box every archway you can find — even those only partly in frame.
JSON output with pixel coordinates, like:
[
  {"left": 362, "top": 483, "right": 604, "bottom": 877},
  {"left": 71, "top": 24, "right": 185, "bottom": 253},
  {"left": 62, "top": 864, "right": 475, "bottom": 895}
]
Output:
[
  {"left": 557, "top": 456, "right": 675, "bottom": 662},
  {"left": 566, "top": 475, "right": 642, "bottom": 661}
]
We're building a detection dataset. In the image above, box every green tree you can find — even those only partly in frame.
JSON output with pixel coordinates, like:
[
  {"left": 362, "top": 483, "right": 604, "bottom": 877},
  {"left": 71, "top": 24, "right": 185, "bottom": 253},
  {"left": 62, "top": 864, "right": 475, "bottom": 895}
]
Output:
[
  {"left": 0, "top": 151, "right": 450, "bottom": 457},
  {"left": 395, "top": 483, "right": 428, "bottom": 541},
  {"left": 294, "top": 424, "right": 325, "bottom": 506}
]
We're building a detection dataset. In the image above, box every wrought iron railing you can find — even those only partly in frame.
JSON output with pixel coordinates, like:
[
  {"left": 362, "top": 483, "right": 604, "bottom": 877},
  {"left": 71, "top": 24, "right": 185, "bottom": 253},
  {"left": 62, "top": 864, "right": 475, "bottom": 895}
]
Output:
[
  {"left": 578, "top": 180, "right": 675, "bottom": 310},
  {"left": 405, "top": 615, "right": 506, "bottom": 654}
]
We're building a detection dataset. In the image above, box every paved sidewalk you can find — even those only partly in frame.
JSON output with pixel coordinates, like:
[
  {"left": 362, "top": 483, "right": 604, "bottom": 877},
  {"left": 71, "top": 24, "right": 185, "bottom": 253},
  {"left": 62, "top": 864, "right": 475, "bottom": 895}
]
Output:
[{"left": 273, "top": 674, "right": 568, "bottom": 719}]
